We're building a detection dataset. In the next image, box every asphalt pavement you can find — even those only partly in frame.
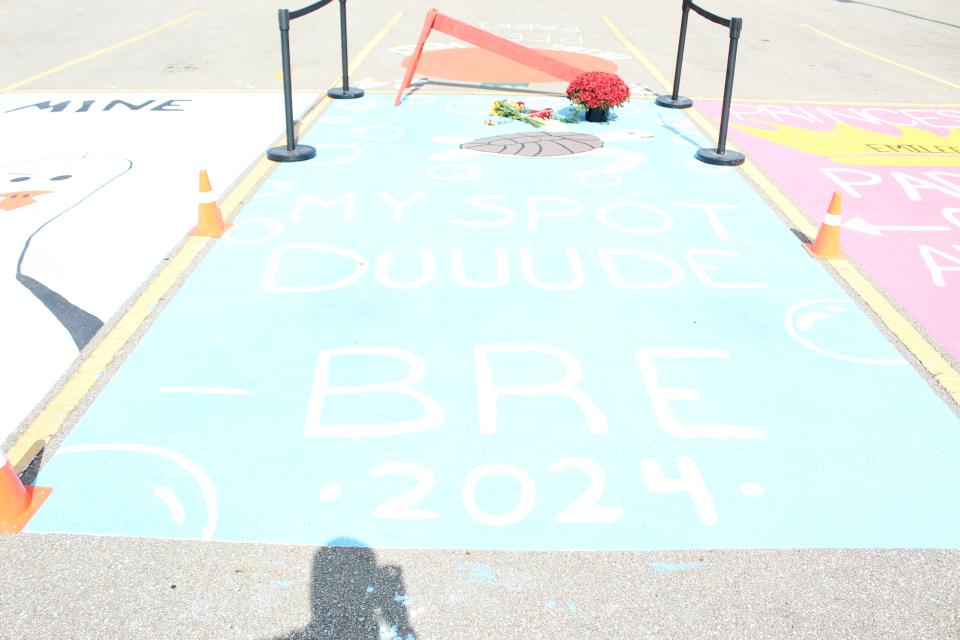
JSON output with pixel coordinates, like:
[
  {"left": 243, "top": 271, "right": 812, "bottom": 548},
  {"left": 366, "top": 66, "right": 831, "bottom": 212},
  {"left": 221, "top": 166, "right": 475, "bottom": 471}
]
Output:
[{"left": 1, "top": 1, "right": 959, "bottom": 638}]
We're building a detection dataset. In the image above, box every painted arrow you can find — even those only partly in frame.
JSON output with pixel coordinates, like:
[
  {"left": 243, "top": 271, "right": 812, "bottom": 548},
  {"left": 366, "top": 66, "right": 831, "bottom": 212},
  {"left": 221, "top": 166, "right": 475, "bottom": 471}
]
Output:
[{"left": 843, "top": 216, "right": 954, "bottom": 236}]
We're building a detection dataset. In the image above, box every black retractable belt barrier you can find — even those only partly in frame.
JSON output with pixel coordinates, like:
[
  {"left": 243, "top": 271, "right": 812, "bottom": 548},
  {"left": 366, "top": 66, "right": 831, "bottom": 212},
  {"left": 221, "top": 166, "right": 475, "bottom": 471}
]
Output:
[
  {"left": 267, "top": 9, "right": 315, "bottom": 162},
  {"left": 655, "top": 0, "right": 745, "bottom": 167},
  {"left": 656, "top": 0, "right": 695, "bottom": 109},
  {"left": 326, "top": 0, "right": 364, "bottom": 99},
  {"left": 267, "top": 0, "right": 362, "bottom": 162}
]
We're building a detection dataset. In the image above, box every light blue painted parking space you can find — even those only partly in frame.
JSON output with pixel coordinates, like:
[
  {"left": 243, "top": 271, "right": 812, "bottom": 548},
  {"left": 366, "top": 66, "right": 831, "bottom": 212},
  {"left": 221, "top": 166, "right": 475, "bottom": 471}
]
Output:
[{"left": 27, "top": 93, "right": 960, "bottom": 550}]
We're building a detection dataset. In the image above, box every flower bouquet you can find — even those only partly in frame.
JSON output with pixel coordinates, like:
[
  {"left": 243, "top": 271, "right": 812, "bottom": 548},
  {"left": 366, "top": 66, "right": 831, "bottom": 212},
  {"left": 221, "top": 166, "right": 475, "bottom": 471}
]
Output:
[
  {"left": 485, "top": 100, "right": 578, "bottom": 128},
  {"left": 566, "top": 71, "right": 631, "bottom": 122}
]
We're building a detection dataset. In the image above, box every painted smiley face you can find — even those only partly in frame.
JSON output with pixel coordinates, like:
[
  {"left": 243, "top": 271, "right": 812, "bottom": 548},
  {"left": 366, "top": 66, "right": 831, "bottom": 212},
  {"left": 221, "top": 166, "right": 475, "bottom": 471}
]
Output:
[
  {"left": 785, "top": 299, "right": 905, "bottom": 366},
  {"left": 27, "top": 444, "right": 218, "bottom": 540}
]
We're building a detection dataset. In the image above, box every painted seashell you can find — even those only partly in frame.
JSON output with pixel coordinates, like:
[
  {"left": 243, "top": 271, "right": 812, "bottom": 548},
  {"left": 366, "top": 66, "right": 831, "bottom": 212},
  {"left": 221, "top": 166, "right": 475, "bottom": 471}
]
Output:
[{"left": 460, "top": 132, "right": 603, "bottom": 157}]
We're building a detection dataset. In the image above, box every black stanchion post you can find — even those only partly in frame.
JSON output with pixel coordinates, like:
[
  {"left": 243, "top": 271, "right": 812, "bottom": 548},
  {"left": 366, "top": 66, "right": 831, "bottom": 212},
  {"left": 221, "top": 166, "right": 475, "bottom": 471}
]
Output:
[
  {"left": 327, "top": 0, "right": 363, "bottom": 99},
  {"left": 268, "top": 9, "right": 317, "bottom": 162},
  {"left": 656, "top": 0, "right": 693, "bottom": 109},
  {"left": 696, "top": 16, "right": 745, "bottom": 166}
]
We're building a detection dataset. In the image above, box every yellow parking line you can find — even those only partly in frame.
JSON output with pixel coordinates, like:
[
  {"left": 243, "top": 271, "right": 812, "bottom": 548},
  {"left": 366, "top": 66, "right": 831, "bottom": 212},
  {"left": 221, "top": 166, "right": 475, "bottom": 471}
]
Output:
[
  {"left": 605, "top": 13, "right": 958, "bottom": 104},
  {"left": 1, "top": 11, "right": 203, "bottom": 94},
  {"left": 6, "top": 10, "right": 404, "bottom": 471},
  {"left": 603, "top": 16, "right": 960, "bottom": 407},
  {"left": 802, "top": 24, "right": 960, "bottom": 91},
  {"left": 302, "top": 10, "right": 402, "bottom": 132}
]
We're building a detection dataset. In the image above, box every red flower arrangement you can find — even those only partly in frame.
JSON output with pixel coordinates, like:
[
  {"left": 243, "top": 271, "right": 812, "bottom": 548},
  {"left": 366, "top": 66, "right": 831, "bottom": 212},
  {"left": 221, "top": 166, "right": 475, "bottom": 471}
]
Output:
[
  {"left": 487, "top": 99, "right": 577, "bottom": 127},
  {"left": 566, "top": 71, "right": 631, "bottom": 111}
]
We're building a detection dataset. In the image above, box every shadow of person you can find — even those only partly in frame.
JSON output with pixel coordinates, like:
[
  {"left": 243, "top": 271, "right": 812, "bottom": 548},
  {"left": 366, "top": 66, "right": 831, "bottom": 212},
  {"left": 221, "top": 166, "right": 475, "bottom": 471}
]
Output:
[{"left": 275, "top": 537, "right": 417, "bottom": 640}]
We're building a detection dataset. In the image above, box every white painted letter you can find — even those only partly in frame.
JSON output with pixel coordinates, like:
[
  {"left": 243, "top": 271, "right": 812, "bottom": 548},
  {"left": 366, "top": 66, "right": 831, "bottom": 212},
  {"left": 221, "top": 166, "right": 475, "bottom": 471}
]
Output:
[
  {"left": 918, "top": 244, "right": 960, "bottom": 287},
  {"left": 820, "top": 168, "right": 881, "bottom": 198},
  {"left": 475, "top": 344, "right": 607, "bottom": 435},
  {"left": 453, "top": 195, "right": 516, "bottom": 226},
  {"left": 599, "top": 249, "right": 684, "bottom": 289},
  {"left": 452, "top": 248, "right": 510, "bottom": 288},
  {"left": 634, "top": 348, "right": 765, "bottom": 439},
  {"left": 521, "top": 249, "right": 585, "bottom": 290},
  {"left": 289, "top": 193, "right": 357, "bottom": 222},
  {"left": 892, "top": 172, "right": 960, "bottom": 202},
  {"left": 305, "top": 347, "right": 444, "bottom": 437},
  {"left": 527, "top": 196, "right": 583, "bottom": 230},
  {"left": 261, "top": 244, "right": 366, "bottom": 293},
  {"left": 378, "top": 191, "right": 428, "bottom": 223},
  {"left": 943, "top": 208, "right": 960, "bottom": 229},
  {"left": 374, "top": 250, "right": 437, "bottom": 289},
  {"left": 927, "top": 172, "right": 960, "bottom": 193}
]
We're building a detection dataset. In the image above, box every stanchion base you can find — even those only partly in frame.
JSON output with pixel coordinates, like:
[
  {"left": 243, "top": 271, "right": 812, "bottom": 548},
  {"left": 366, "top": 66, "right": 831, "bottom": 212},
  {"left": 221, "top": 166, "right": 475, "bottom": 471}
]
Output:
[
  {"left": 696, "top": 147, "right": 745, "bottom": 166},
  {"left": 655, "top": 95, "right": 693, "bottom": 109},
  {"left": 267, "top": 145, "right": 317, "bottom": 163},
  {"left": 327, "top": 87, "right": 365, "bottom": 100}
]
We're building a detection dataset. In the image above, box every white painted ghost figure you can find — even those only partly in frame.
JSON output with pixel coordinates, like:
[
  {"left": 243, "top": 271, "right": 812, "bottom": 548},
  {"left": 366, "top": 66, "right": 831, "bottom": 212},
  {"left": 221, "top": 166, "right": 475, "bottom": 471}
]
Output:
[{"left": 0, "top": 153, "right": 131, "bottom": 437}]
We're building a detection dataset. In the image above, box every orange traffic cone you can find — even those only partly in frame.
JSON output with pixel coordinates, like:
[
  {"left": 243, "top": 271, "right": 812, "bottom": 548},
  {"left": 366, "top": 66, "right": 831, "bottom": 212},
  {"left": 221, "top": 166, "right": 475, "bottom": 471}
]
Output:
[
  {"left": 0, "top": 450, "right": 51, "bottom": 534},
  {"left": 189, "top": 169, "right": 232, "bottom": 237},
  {"left": 804, "top": 192, "right": 846, "bottom": 259}
]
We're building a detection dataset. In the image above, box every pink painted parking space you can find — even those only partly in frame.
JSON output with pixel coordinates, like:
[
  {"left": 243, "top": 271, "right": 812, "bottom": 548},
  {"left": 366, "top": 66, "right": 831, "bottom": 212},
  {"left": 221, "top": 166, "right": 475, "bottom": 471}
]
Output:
[{"left": 701, "top": 101, "right": 960, "bottom": 363}]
